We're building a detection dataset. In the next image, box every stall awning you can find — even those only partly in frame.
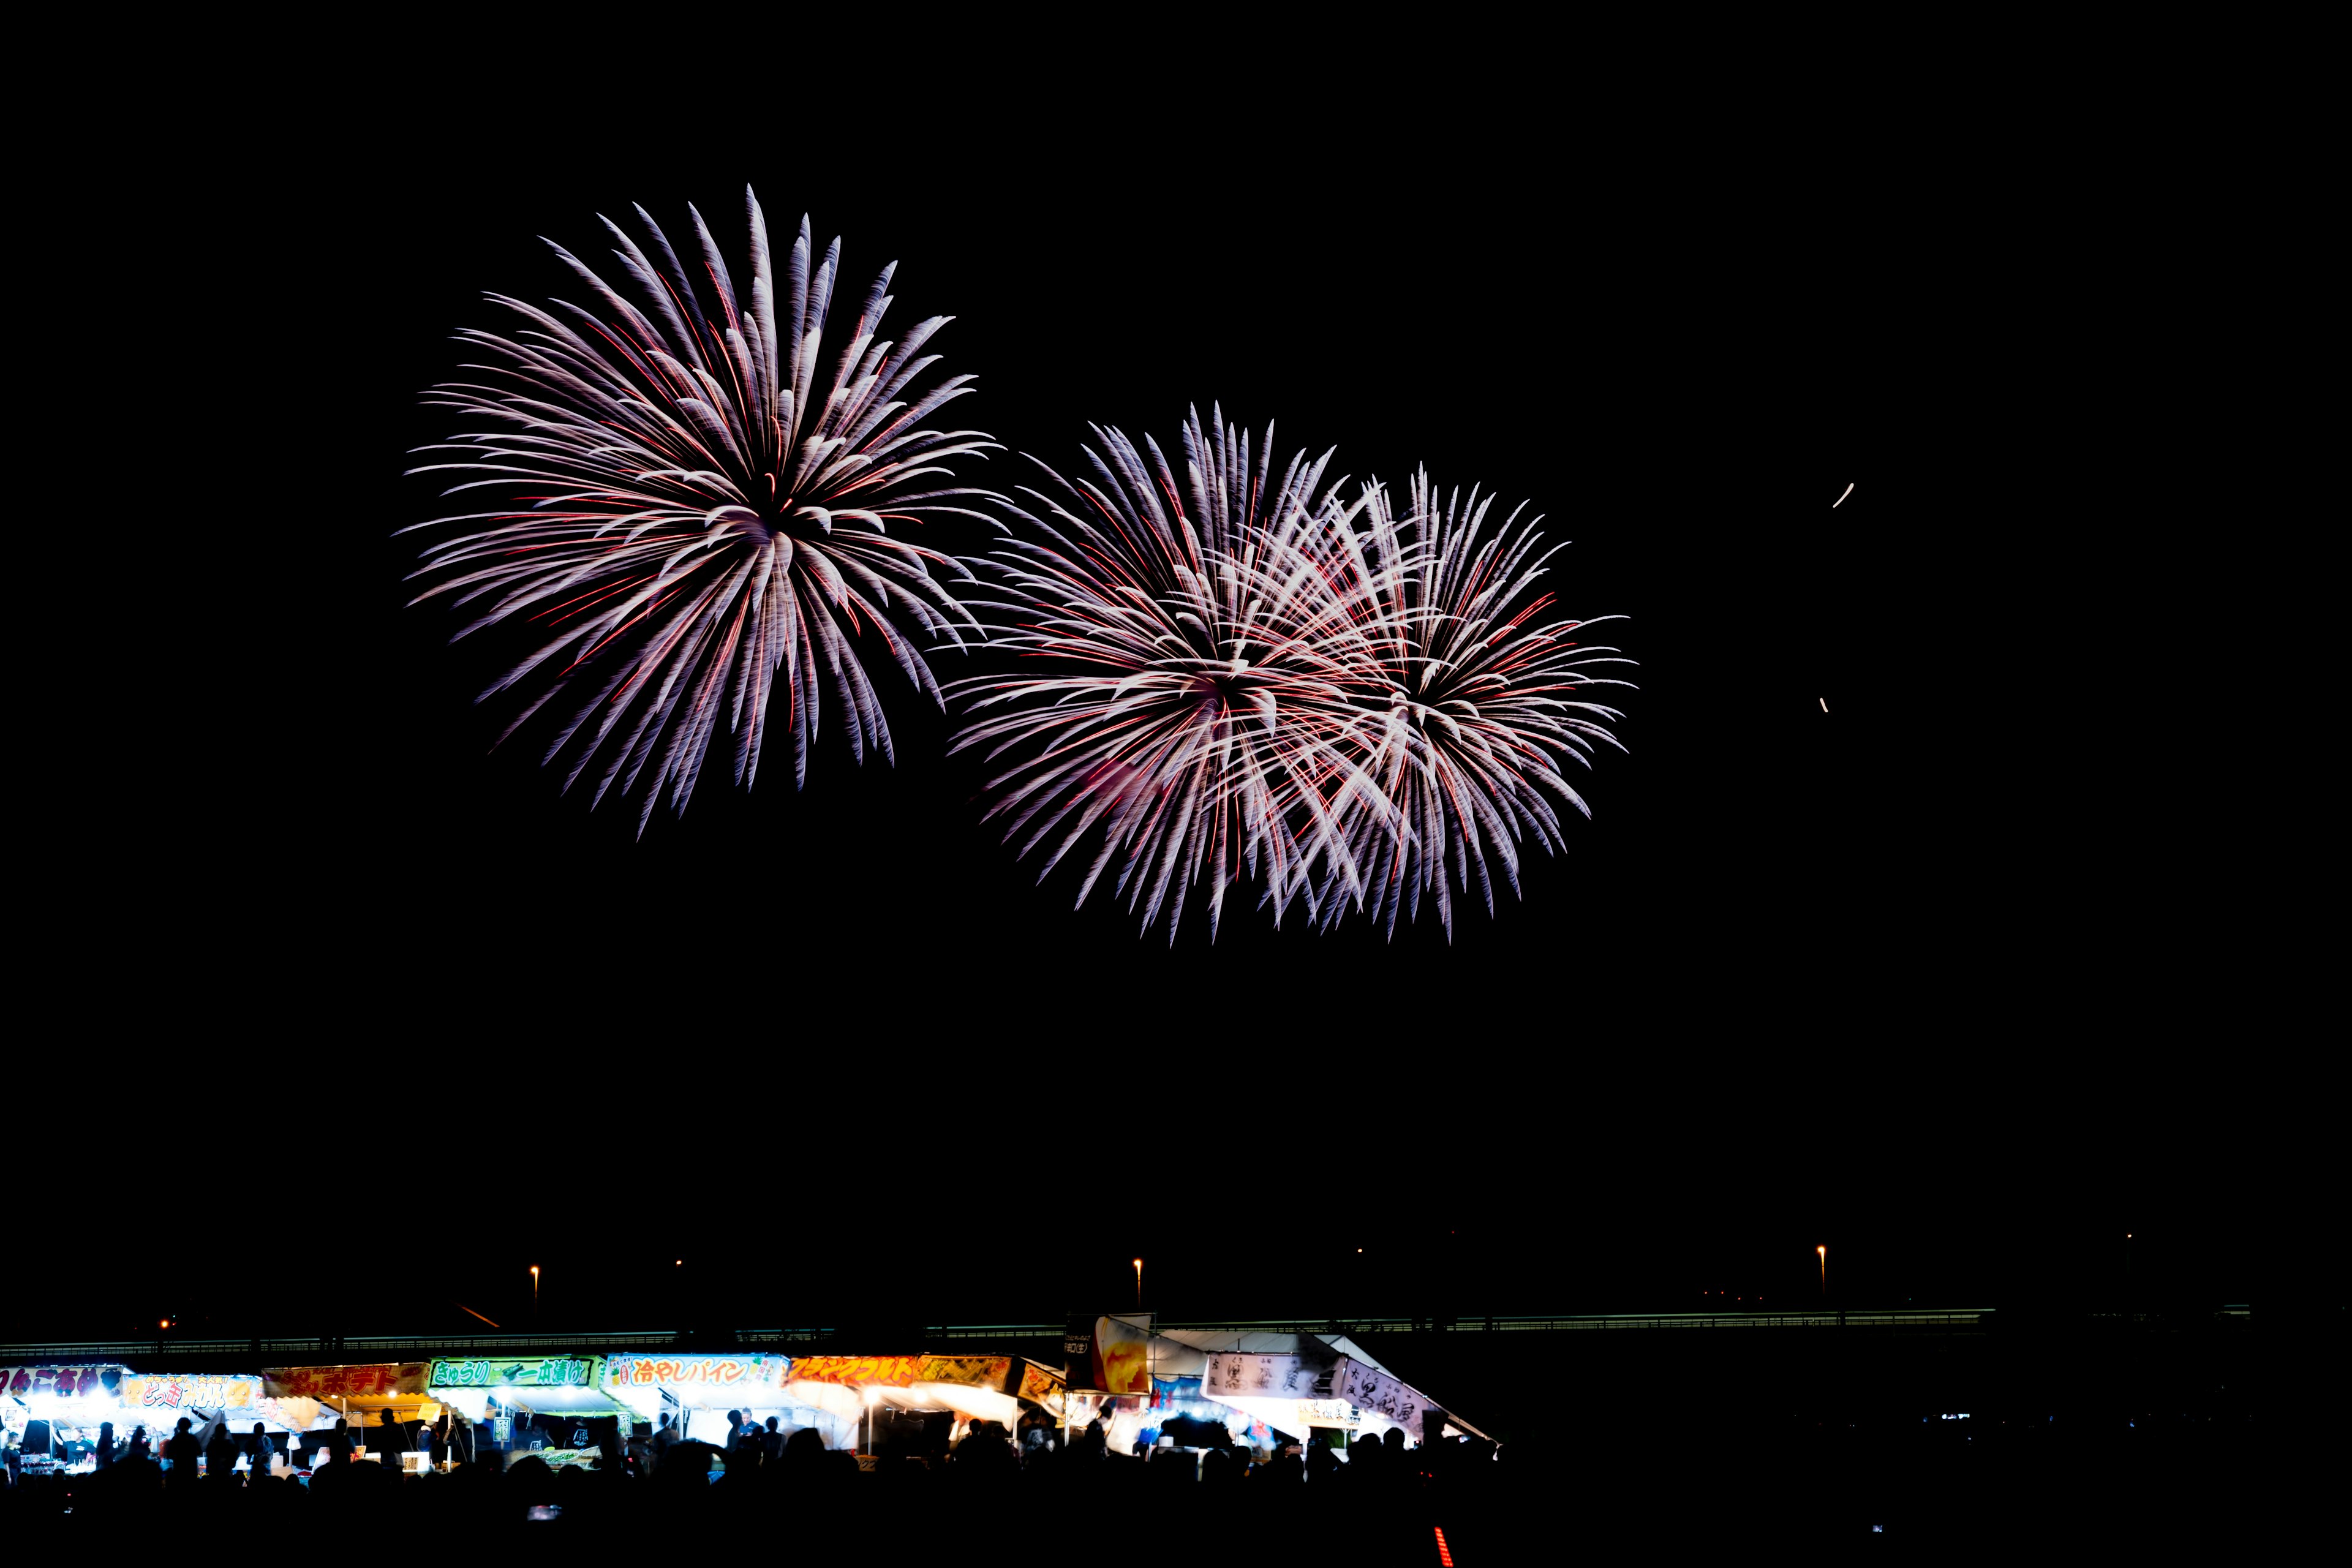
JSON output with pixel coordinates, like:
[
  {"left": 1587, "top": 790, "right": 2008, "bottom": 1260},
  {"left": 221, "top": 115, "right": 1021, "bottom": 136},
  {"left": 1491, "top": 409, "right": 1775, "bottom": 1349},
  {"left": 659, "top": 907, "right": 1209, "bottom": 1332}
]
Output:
[{"left": 781, "top": 1354, "right": 1066, "bottom": 1427}]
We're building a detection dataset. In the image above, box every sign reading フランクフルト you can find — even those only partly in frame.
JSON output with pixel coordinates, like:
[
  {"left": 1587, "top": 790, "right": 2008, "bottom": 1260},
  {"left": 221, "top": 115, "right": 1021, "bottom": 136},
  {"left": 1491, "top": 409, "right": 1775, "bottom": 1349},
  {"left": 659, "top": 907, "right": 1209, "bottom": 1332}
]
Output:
[{"left": 428, "top": 1356, "right": 598, "bottom": 1389}]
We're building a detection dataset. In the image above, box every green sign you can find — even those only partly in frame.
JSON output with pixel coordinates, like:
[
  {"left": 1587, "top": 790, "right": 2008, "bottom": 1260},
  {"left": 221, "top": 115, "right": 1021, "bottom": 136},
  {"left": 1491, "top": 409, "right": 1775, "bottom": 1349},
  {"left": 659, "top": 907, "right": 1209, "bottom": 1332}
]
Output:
[{"left": 429, "top": 1355, "right": 599, "bottom": 1389}]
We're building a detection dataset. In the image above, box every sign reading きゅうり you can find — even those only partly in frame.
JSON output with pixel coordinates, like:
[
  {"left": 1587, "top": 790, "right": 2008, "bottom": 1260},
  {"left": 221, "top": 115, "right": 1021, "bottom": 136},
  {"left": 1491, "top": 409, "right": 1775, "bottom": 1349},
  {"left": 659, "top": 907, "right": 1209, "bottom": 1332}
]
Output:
[
  {"left": 429, "top": 1356, "right": 596, "bottom": 1389},
  {"left": 603, "top": 1355, "right": 788, "bottom": 1391}
]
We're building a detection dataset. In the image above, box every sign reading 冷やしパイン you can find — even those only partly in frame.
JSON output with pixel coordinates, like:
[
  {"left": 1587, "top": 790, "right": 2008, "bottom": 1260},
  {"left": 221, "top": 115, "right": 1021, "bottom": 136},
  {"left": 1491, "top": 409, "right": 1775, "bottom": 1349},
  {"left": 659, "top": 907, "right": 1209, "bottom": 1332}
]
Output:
[
  {"left": 429, "top": 1356, "right": 597, "bottom": 1389},
  {"left": 603, "top": 1355, "right": 788, "bottom": 1390}
]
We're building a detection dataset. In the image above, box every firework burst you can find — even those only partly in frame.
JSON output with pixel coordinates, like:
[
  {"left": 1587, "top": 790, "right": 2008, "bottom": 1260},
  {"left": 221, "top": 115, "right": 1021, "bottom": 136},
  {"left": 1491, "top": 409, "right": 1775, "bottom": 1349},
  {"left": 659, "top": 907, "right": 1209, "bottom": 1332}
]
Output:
[
  {"left": 402, "top": 189, "right": 997, "bottom": 831},
  {"left": 1310, "top": 470, "right": 1635, "bottom": 938},
  {"left": 952, "top": 409, "right": 1400, "bottom": 942}
]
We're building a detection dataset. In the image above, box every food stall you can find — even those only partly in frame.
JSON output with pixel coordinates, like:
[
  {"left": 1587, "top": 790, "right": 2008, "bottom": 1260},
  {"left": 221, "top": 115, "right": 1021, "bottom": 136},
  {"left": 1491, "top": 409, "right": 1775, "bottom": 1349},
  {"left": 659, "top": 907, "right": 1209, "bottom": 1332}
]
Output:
[
  {"left": 1062, "top": 1319, "right": 1484, "bottom": 1461},
  {"left": 3, "top": 1363, "right": 316, "bottom": 1476},
  {"left": 263, "top": 1363, "right": 441, "bottom": 1471},
  {"left": 598, "top": 1351, "right": 850, "bottom": 1451},
  {"left": 426, "top": 1353, "right": 635, "bottom": 1466},
  {"left": 783, "top": 1354, "right": 1067, "bottom": 1457}
]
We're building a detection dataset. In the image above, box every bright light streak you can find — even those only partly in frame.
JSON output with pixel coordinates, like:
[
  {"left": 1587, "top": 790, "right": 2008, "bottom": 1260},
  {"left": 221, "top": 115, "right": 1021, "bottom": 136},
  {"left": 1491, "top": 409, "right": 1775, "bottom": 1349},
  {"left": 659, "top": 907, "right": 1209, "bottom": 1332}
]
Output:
[
  {"left": 1820, "top": 698, "right": 1828, "bottom": 713},
  {"left": 1833, "top": 483, "right": 1853, "bottom": 508}
]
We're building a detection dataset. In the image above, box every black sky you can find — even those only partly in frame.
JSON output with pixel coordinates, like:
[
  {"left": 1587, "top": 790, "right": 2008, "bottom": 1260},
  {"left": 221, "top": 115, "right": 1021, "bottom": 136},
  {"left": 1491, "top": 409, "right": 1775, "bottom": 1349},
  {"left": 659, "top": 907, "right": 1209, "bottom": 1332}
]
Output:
[{"left": 22, "top": 95, "right": 2281, "bottom": 1347}]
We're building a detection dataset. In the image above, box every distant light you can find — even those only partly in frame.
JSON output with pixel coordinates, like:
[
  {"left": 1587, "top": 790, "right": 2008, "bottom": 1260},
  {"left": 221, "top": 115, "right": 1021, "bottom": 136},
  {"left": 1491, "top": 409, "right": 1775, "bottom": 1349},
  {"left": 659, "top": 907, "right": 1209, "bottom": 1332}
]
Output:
[
  {"left": 160, "top": 1320, "right": 168, "bottom": 1330},
  {"left": 1434, "top": 1526, "right": 1456, "bottom": 1567},
  {"left": 676, "top": 1260, "right": 683, "bottom": 1265}
]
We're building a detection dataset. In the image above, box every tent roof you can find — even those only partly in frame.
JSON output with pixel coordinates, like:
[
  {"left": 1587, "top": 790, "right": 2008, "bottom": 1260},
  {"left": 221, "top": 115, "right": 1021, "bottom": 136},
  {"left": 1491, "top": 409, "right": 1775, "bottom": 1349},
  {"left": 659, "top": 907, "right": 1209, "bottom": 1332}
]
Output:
[{"left": 1152, "top": 1329, "right": 1397, "bottom": 1378}]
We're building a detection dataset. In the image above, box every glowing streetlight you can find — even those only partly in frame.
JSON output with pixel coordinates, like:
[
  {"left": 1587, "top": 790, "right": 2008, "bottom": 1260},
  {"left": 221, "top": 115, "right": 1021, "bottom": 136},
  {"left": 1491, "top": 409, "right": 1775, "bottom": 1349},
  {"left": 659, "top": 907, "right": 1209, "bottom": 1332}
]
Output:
[
  {"left": 1133, "top": 1257, "right": 1144, "bottom": 1310},
  {"left": 531, "top": 1265, "right": 540, "bottom": 1313},
  {"left": 1817, "top": 1245, "right": 1828, "bottom": 1302}
]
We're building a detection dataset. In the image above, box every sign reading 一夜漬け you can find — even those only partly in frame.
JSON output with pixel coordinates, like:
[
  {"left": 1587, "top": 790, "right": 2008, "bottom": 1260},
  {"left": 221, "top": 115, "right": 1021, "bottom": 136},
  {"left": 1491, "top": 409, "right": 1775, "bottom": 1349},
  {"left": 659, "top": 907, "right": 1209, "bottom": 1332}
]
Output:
[{"left": 429, "top": 1356, "right": 597, "bottom": 1389}]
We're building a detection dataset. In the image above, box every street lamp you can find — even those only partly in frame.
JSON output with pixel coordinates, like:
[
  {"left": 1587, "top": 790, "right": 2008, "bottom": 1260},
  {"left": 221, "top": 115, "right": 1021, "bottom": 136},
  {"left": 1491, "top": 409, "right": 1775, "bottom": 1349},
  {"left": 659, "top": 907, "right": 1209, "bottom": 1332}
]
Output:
[
  {"left": 1133, "top": 1258, "right": 1143, "bottom": 1310},
  {"left": 1817, "top": 1245, "right": 1827, "bottom": 1303},
  {"left": 531, "top": 1265, "right": 540, "bottom": 1316}
]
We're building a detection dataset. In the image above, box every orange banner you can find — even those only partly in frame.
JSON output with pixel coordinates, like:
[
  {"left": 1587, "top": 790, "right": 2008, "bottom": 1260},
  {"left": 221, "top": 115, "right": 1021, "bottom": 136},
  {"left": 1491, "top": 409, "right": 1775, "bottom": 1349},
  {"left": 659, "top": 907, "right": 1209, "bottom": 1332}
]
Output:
[
  {"left": 917, "top": 1355, "right": 1011, "bottom": 1390},
  {"left": 786, "top": 1355, "right": 925, "bottom": 1389}
]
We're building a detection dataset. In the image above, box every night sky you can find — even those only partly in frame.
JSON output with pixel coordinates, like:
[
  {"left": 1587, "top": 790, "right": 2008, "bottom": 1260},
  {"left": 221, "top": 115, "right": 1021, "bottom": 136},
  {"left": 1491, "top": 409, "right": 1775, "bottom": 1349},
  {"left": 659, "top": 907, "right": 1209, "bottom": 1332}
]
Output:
[{"left": 25, "top": 105, "right": 2278, "bottom": 1349}]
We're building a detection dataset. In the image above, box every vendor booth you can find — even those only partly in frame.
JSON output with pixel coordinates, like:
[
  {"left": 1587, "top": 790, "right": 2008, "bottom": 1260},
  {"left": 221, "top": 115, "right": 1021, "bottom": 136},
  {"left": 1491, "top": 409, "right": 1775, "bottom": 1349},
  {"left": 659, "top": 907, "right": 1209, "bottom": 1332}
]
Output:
[
  {"left": 1059, "top": 1317, "right": 1485, "bottom": 1464},
  {"left": 264, "top": 1363, "right": 442, "bottom": 1471},
  {"left": 598, "top": 1351, "right": 851, "bottom": 1452},
  {"left": 782, "top": 1354, "right": 1068, "bottom": 1457},
  {"left": 427, "top": 1353, "right": 633, "bottom": 1466},
  {"left": 4, "top": 1363, "right": 315, "bottom": 1476}
]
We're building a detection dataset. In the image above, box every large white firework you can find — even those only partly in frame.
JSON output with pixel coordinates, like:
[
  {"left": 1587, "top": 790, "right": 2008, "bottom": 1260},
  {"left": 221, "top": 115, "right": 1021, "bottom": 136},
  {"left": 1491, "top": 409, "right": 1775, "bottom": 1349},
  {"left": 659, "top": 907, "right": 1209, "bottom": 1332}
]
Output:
[
  {"left": 403, "top": 189, "right": 997, "bottom": 830},
  {"left": 952, "top": 410, "right": 1400, "bottom": 942},
  {"left": 1310, "top": 471, "right": 1635, "bottom": 938}
]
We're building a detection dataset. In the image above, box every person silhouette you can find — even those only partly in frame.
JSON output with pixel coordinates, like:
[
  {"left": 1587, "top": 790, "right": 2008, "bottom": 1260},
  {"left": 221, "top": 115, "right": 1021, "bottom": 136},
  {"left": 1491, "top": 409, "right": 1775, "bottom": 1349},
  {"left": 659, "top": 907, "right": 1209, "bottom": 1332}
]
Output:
[{"left": 162, "top": 1417, "right": 201, "bottom": 1482}]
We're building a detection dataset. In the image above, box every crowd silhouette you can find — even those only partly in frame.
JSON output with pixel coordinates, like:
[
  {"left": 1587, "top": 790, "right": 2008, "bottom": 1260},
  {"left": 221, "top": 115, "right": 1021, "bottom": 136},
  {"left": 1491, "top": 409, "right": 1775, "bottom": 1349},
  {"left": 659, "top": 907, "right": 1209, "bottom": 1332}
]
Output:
[{"left": 1, "top": 1411, "right": 1524, "bottom": 1562}]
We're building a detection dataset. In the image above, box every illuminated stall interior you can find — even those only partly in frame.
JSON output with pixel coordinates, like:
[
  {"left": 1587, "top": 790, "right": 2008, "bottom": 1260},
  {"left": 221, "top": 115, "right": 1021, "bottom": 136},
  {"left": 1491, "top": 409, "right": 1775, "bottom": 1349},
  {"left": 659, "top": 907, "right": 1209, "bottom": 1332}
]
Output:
[
  {"left": 598, "top": 1352, "right": 853, "bottom": 1450},
  {"left": 1065, "top": 1322, "right": 1486, "bottom": 1460},
  {"left": 4, "top": 1364, "right": 316, "bottom": 1474},
  {"left": 263, "top": 1363, "right": 442, "bottom": 1469},
  {"left": 783, "top": 1355, "right": 1066, "bottom": 1455},
  {"left": 426, "top": 1353, "right": 632, "bottom": 1464}
]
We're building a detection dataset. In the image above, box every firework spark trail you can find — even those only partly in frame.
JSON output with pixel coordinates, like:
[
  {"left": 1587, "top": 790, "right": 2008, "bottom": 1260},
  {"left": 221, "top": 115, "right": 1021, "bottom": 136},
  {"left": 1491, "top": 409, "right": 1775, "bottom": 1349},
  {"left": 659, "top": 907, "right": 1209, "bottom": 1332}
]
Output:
[
  {"left": 951, "top": 409, "right": 1401, "bottom": 943},
  {"left": 1297, "top": 469, "right": 1636, "bottom": 940},
  {"left": 402, "top": 189, "right": 1000, "bottom": 831}
]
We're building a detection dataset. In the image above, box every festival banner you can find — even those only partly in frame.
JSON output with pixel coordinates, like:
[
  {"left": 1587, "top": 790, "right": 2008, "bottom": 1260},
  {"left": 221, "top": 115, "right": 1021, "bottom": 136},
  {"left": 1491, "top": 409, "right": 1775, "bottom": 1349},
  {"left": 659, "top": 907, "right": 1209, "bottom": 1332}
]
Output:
[
  {"left": 1329, "top": 1357, "right": 1423, "bottom": 1436},
  {"left": 916, "top": 1355, "right": 1011, "bottom": 1392},
  {"left": 265, "top": 1364, "right": 429, "bottom": 1401},
  {"left": 119, "top": 1373, "right": 264, "bottom": 1412},
  {"left": 1201, "top": 1352, "right": 1329, "bottom": 1400},
  {"left": 428, "top": 1355, "right": 600, "bottom": 1390},
  {"left": 2, "top": 1366, "right": 126, "bottom": 1400},
  {"left": 1068, "top": 1316, "right": 1153, "bottom": 1395},
  {"left": 785, "top": 1355, "right": 925, "bottom": 1389},
  {"left": 603, "top": 1354, "right": 788, "bottom": 1393},
  {"left": 1017, "top": 1362, "right": 1066, "bottom": 1417}
]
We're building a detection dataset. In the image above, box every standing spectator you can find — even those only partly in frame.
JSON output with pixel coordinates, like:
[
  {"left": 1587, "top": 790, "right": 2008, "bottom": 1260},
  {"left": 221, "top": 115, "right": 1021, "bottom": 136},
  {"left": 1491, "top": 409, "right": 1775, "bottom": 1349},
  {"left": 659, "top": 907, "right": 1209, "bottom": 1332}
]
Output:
[
  {"left": 326, "top": 1417, "right": 352, "bottom": 1464},
  {"left": 251, "top": 1422, "right": 274, "bottom": 1477},
  {"left": 162, "top": 1417, "right": 201, "bottom": 1480},
  {"left": 205, "top": 1420, "right": 241, "bottom": 1481},
  {"left": 126, "top": 1424, "right": 152, "bottom": 1461},
  {"left": 724, "top": 1409, "right": 745, "bottom": 1451},
  {"left": 94, "top": 1420, "right": 117, "bottom": 1470},
  {"left": 763, "top": 1416, "right": 785, "bottom": 1461}
]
